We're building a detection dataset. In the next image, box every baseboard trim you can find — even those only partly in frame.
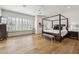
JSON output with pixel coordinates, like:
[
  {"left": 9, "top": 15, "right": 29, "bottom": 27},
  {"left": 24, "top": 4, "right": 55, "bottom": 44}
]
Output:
[
  {"left": 8, "top": 33, "right": 34, "bottom": 38},
  {"left": 35, "top": 33, "right": 42, "bottom": 35}
]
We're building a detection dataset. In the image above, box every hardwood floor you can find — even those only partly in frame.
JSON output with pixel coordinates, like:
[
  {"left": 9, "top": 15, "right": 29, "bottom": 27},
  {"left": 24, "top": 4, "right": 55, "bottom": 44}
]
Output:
[{"left": 0, "top": 34, "right": 79, "bottom": 54}]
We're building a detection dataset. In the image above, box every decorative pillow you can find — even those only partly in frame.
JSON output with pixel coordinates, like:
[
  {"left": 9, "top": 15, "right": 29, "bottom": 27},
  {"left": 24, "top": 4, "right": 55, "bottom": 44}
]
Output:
[{"left": 53, "top": 25, "right": 63, "bottom": 30}]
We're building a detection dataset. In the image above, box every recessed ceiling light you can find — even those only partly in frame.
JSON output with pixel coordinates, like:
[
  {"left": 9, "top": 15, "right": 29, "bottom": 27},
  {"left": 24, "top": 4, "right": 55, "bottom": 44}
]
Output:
[{"left": 67, "top": 6, "right": 71, "bottom": 8}]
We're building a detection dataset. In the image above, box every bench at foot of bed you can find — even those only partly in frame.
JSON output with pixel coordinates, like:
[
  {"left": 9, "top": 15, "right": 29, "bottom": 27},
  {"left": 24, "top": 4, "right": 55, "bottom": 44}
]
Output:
[{"left": 42, "top": 34, "right": 55, "bottom": 42}]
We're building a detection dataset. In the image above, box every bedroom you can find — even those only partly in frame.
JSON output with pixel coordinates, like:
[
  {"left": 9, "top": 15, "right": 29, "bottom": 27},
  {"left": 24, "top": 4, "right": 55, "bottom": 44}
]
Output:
[{"left": 0, "top": 5, "right": 79, "bottom": 54}]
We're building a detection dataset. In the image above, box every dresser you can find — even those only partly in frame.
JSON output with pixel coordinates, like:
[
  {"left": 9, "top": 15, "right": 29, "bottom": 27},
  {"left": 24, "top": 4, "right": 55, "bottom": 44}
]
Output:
[
  {"left": 67, "top": 31, "right": 79, "bottom": 40},
  {"left": 0, "top": 24, "right": 7, "bottom": 40}
]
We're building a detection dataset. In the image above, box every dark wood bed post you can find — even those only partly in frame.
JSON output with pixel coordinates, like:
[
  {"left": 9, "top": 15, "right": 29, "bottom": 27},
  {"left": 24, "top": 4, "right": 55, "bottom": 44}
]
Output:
[
  {"left": 0, "top": 16, "right": 2, "bottom": 23},
  {"left": 42, "top": 18, "right": 44, "bottom": 34},
  {"left": 59, "top": 14, "right": 62, "bottom": 42},
  {"left": 67, "top": 18, "right": 69, "bottom": 31},
  {"left": 52, "top": 21, "right": 53, "bottom": 28}
]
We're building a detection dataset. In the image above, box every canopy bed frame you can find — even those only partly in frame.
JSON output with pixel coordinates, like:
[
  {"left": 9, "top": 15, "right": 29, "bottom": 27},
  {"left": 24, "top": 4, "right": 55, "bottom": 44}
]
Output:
[{"left": 42, "top": 14, "right": 69, "bottom": 42}]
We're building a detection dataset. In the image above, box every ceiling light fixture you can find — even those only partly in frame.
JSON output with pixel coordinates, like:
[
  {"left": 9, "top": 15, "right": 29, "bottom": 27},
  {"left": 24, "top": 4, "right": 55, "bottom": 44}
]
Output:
[{"left": 22, "top": 5, "right": 27, "bottom": 7}]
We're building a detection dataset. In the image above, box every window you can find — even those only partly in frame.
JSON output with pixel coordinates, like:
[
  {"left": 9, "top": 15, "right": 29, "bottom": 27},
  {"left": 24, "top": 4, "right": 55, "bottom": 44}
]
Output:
[{"left": 1, "top": 16, "right": 35, "bottom": 32}]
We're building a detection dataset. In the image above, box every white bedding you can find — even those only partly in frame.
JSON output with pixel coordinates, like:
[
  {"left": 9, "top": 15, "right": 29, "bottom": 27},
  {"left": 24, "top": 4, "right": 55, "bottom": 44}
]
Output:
[{"left": 43, "top": 29, "right": 68, "bottom": 37}]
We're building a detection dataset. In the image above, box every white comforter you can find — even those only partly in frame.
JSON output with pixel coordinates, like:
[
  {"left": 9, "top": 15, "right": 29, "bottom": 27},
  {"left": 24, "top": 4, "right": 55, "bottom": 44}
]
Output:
[{"left": 43, "top": 29, "right": 68, "bottom": 37}]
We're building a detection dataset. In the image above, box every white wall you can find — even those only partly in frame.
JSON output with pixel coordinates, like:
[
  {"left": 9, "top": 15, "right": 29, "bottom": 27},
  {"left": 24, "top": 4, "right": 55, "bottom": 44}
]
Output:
[
  {"left": 62, "top": 9, "right": 79, "bottom": 31},
  {"left": 0, "top": 8, "right": 2, "bottom": 16},
  {"left": 41, "top": 9, "right": 79, "bottom": 32},
  {"left": 35, "top": 15, "right": 38, "bottom": 34},
  {"left": 35, "top": 15, "right": 45, "bottom": 34}
]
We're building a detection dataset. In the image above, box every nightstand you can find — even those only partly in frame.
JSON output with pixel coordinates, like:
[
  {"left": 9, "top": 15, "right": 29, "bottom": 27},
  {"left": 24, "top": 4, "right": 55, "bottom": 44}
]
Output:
[{"left": 67, "top": 31, "right": 78, "bottom": 40}]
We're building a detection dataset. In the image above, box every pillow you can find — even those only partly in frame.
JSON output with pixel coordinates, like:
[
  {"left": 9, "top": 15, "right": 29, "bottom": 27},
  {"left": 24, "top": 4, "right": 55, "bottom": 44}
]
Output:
[{"left": 53, "top": 25, "right": 62, "bottom": 30}]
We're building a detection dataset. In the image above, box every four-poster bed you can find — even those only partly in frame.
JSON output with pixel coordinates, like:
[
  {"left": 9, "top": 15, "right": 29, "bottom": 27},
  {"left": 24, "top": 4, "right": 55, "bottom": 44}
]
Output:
[{"left": 42, "top": 14, "right": 69, "bottom": 42}]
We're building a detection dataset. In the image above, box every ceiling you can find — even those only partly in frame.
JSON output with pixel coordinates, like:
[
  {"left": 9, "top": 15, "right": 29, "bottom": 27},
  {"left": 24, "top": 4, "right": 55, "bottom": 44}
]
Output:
[{"left": 0, "top": 5, "right": 79, "bottom": 16}]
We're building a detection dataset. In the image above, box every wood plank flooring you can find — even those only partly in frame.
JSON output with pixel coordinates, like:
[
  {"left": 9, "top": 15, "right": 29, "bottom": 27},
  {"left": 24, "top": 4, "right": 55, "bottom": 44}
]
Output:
[{"left": 0, "top": 34, "right": 79, "bottom": 54}]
